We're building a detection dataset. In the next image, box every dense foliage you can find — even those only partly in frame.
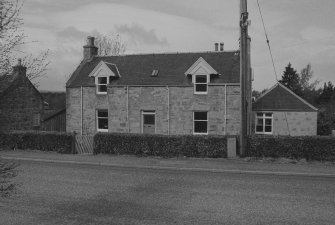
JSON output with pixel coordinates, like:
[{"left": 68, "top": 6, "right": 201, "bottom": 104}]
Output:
[
  {"left": 94, "top": 133, "right": 227, "bottom": 158},
  {"left": 247, "top": 135, "right": 335, "bottom": 161},
  {"left": 0, "top": 159, "right": 19, "bottom": 198},
  {"left": 0, "top": 131, "right": 74, "bottom": 153}
]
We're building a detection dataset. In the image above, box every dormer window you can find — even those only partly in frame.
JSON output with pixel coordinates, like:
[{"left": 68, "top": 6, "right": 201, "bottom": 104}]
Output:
[
  {"left": 194, "top": 75, "right": 208, "bottom": 94},
  {"left": 88, "top": 61, "right": 121, "bottom": 95},
  {"left": 184, "top": 57, "right": 220, "bottom": 95},
  {"left": 97, "top": 76, "right": 109, "bottom": 94}
]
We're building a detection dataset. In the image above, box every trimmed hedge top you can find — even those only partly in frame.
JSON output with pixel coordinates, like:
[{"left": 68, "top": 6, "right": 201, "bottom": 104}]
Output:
[
  {"left": 247, "top": 135, "right": 335, "bottom": 161},
  {"left": 94, "top": 133, "right": 228, "bottom": 158},
  {"left": 0, "top": 131, "right": 74, "bottom": 154}
]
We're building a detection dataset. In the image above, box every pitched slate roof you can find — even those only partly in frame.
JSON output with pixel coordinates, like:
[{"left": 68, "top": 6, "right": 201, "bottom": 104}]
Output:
[
  {"left": 253, "top": 82, "right": 318, "bottom": 112},
  {"left": 66, "top": 51, "right": 240, "bottom": 88},
  {"left": 0, "top": 72, "right": 18, "bottom": 95}
]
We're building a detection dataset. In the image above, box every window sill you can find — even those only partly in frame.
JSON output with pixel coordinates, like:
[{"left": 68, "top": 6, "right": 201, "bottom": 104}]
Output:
[
  {"left": 194, "top": 92, "right": 208, "bottom": 95},
  {"left": 255, "top": 132, "right": 273, "bottom": 135},
  {"left": 193, "top": 132, "right": 208, "bottom": 135},
  {"left": 97, "top": 129, "right": 109, "bottom": 132}
]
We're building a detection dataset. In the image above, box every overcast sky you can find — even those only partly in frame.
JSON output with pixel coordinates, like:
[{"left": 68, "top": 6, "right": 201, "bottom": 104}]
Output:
[{"left": 20, "top": 0, "right": 335, "bottom": 91}]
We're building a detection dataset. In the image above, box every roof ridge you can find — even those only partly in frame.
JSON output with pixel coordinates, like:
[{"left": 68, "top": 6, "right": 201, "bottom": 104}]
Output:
[{"left": 94, "top": 50, "right": 239, "bottom": 58}]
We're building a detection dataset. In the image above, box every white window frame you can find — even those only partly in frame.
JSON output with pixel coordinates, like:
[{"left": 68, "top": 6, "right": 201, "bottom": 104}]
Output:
[
  {"left": 193, "top": 111, "right": 208, "bottom": 135},
  {"left": 33, "top": 113, "right": 40, "bottom": 127},
  {"left": 194, "top": 74, "right": 209, "bottom": 95},
  {"left": 96, "top": 110, "right": 109, "bottom": 132},
  {"left": 141, "top": 111, "right": 156, "bottom": 134},
  {"left": 255, "top": 112, "right": 273, "bottom": 134},
  {"left": 96, "top": 76, "right": 109, "bottom": 95}
]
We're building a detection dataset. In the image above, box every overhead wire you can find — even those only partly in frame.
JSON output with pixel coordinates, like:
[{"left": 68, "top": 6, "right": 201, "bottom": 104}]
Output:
[
  {"left": 256, "top": 0, "right": 291, "bottom": 136},
  {"left": 256, "top": 0, "right": 278, "bottom": 82}
]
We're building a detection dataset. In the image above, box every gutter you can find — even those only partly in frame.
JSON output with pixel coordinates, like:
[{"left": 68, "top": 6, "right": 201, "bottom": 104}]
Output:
[
  {"left": 81, "top": 86, "right": 83, "bottom": 135},
  {"left": 167, "top": 86, "right": 170, "bottom": 135},
  {"left": 127, "top": 86, "right": 130, "bottom": 133},
  {"left": 225, "top": 84, "right": 227, "bottom": 135}
]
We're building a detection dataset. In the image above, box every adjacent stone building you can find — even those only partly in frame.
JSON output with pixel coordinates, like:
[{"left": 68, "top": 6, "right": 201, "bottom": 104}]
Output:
[
  {"left": 252, "top": 82, "right": 318, "bottom": 136},
  {"left": 0, "top": 61, "right": 44, "bottom": 131},
  {"left": 66, "top": 37, "right": 249, "bottom": 136}
]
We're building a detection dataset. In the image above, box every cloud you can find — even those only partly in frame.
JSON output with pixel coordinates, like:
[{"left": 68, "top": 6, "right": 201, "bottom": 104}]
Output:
[
  {"left": 57, "top": 26, "right": 88, "bottom": 40},
  {"left": 115, "top": 23, "right": 169, "bottom": 46}
]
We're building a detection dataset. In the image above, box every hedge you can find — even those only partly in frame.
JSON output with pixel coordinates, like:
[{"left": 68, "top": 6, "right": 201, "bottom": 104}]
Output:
[
  {"left": 247, "top": 135, "right": 335, "bottom": 161},
  {"left": 94, "top": 133, "right": 228, "bottom": 158},
  {"left": 0, "top": 131, "right": 74, "bottom": 154}
]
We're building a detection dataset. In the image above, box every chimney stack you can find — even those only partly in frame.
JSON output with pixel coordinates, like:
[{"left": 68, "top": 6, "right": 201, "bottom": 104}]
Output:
[
  {"left": 83, "top": 36, "right": 98, "bottom": 60},
  {"left": 214, "top": 43, "right": 219, "bottom": 52},
  {"left": 220, "top": 42, "right": 224, "bottom": 51},
  {"left": 12, "top": 58, "right": 27, "bottom": 76}
]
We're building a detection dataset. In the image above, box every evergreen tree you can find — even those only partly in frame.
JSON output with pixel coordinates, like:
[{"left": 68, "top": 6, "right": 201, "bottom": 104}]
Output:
[{"left": 279, "top": 63, "right": 302, "bottom": 96}]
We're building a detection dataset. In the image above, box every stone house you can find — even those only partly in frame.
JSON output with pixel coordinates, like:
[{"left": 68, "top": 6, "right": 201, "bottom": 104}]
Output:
[
  {"left": 252, "top": 82, "right": 318, "bottom": 136},
  {"left": 66, "top": 37, "right": 252, "bottom": 136},
  {"left": 0, "top": 61, "right": 44, "bottom": 131}
]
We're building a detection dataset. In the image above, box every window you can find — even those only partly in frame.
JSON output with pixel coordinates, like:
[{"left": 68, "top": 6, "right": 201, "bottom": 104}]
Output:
[
  {"left": 193, "top": 111, "right": 208, "bottom": 134},
  {"left": 33, "top": 113, "right": 40, "bottom": 126},
  {"left": 97, "top": 110, "right": 108, "bottom": 132},
  {"left": 255, "top": 113, "right": 273, "bottom": 134},
  {"left": 96, "top": 76, "right": 108, "bottom": 94},
  {"left": 194, "top": 75, "right": 208, "bottom": 94},
  {"left": 142, "top": 111, "right": 155, "bottom": 134}
]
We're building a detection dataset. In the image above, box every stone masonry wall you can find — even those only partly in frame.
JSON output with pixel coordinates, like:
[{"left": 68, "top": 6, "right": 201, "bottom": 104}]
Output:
[
  {"left": 251, "top": 111, "right": 317, "bottom": 136},
  {"left": 0, "top": 74, "right": 44, "bottom": 131},
  {"left": 66, "top": 85, "right": 241, "bottom": 135},
  {"left": 273, "top": 111, "right": 317, "bottom": 136}
]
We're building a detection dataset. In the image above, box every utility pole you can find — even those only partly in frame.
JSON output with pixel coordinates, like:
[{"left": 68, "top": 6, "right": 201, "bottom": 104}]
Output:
[{"left": 240, "top": 0, "right": 249, "bottom": 156}]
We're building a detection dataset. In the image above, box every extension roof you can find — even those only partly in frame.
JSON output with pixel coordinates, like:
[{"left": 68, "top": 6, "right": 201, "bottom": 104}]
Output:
[
  {"left": 66, "top": 51, "right": 240, "bottom": 88},
  {"left": 253, "top": 82, "right": 318, "bottom": 112}
]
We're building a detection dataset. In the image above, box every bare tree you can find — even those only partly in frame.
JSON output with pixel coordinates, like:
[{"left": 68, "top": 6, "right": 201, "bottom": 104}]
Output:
[
  {"left": 0, "top": 0, "right": 50, "bottom": 86},
  {"left": 92, "top": 31, "right": 127, "bottom": 56},
  {"left": 0, "top": 0, "right": 24, "bottom": 75}
]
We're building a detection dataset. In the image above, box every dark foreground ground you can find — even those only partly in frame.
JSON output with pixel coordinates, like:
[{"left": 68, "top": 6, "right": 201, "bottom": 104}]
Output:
[{"left": 1, "top": 159, "right": 335, "bottom": 225}]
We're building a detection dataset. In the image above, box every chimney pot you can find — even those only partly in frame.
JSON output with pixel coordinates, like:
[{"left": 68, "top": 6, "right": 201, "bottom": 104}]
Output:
[
  {"left": 214, "top": 43, "right": 219, "bottom": 52},
  {"left": 87, "top": 36, "right": 95, "bottom": 46},
  {"left": 220, "top": 42, "right": 224, "bottom": 51},
  {"left": 83, "top": 36, "right": 98, "bottom": 60}
]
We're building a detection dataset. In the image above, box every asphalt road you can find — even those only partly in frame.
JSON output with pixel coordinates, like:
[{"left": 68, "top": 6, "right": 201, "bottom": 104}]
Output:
[{"left": 1, "top": 160, "right": 335, "bottom": 225}]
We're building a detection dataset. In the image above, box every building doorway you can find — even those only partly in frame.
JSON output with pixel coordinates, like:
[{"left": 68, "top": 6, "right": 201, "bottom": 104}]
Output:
[{"left": 142, "top": 111, "right": 155, "bottom": 134}]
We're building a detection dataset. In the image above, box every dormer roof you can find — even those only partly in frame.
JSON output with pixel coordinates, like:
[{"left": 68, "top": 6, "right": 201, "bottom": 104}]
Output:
[
  {"left": 88, "top": 61, "right": 121, "bottom": 78},
  {"left": 184, "top": 57, "right": 219, "bottom": 76}
]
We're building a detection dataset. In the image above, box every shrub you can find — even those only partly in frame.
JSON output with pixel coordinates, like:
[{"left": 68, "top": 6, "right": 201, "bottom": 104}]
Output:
[
  {"left": 247, "top": 135, "right": 335, "bottom": 161},
  {"left": 0, "top": 131, "right": 74, "bottom": 154},
  {"left": 94, "top": 133, "right": 227, "bottom": 158}
]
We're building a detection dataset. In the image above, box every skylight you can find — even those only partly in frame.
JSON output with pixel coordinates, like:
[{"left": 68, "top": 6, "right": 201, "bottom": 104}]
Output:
[{"left": 151, "top": 69, "right": 159, "bottom": 77}]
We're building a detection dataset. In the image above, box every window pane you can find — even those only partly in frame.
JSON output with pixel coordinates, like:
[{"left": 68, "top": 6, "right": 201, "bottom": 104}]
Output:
[
  {"left": 265, "top": 113, "right": 272, "bottom": 117},
  {"left": 98, "top": 118, "right": 108, "bottom": 129},
  {"left": 143, "top": 114, "right": 155, "bottom": 125},
  {"left": 257, "top": 119, "right": 263, "bottom": 126},
  {"left": 265, "top": 125, "right": 272, "bottom": 132},
  {"left": 265, "top": 119, "right": 272, "bottom": 126},
  {"left": 256, "top": 125, "right": 263, "bottom": 132},
  {"left": 256, "top": 113, "right": 263, "bottom": 117},
  {"left": 195, "top": 84, "right": 207, "bottom": 92},
  {"left": 98, "top": 85, "right": 107, "bottom": 93},
  {"left": 194, "top": 121, "right": 207, "bottom": 133},
  {"left": 98, "top": 111, "right": 108, "bottom": 117},
  {"left": 195, "top": 75, "right": 207, "bottom": 83},
  {"left": 98, "top": 77, "right": 107, "bottom": 84},
  {"left": 194, "top": 112, "right": 207, "bottom": 120}
]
